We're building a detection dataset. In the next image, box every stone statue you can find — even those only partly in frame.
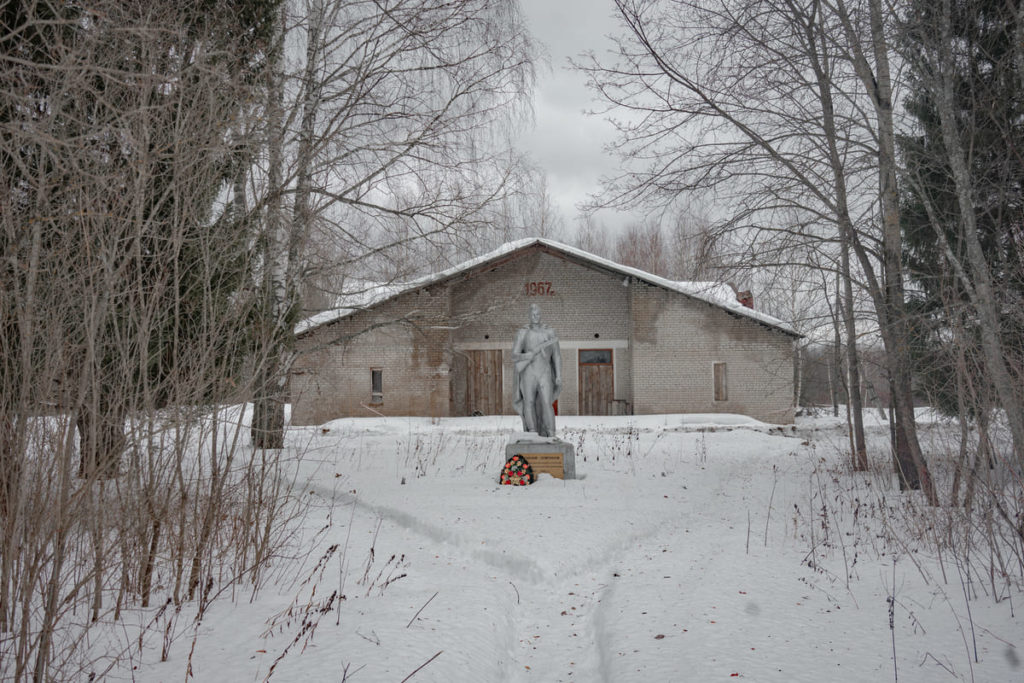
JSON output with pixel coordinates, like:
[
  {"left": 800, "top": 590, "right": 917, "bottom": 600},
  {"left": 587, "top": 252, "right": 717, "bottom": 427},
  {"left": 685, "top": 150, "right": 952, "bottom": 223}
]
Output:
[{"left": 511, "top": 303, "right": 562, "bottom": 436}]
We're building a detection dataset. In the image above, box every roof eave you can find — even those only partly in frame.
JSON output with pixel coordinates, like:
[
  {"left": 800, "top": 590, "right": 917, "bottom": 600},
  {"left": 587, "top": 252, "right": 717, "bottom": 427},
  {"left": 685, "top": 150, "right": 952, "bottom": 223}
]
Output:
[{"left": 296, "top": 238, "right": 801, "bottom": 338}]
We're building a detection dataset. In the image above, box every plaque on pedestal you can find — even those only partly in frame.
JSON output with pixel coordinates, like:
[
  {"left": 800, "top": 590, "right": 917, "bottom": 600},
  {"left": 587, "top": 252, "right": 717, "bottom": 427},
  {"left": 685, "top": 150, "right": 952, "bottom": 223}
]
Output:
[{"left": 504, "top": 432, "right": 576, "bottom": 480}]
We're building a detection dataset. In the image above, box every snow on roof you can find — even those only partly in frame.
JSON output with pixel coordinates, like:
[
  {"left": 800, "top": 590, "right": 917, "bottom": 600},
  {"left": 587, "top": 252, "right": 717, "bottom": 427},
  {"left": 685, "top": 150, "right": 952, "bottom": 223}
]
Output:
[
  {"left": 295, "top": 238, "right": 799, "bottom": 336},
  {"left": 296, "top": 281, "right": 405, "bottom": 335}
]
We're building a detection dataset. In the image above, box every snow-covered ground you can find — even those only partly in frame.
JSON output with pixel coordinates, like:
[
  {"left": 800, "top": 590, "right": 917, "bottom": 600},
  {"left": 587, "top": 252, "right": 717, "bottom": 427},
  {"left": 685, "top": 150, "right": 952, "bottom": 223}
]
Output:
[{"left": 125, "top": 410, "right": 1021, "bottom": 682}]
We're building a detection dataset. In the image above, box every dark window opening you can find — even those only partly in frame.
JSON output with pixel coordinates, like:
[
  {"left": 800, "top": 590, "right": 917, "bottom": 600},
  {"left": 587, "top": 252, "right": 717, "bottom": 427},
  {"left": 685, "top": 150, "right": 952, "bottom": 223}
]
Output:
[
  {"left": 579, "top": 349, "right": 612, "bottom": 365},
  {"left": 371, "top": 368, "right": 383, "bottom": 403}
]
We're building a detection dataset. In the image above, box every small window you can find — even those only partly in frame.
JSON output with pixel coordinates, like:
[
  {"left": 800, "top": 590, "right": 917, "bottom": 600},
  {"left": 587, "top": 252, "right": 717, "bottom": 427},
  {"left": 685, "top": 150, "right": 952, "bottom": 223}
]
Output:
[
  {"left": 713, "top": 362, "right": 727, "bottom": 402},
  {"left": 579, "top": 349, "right": 612, "bottom": 365},
  {"left": 371, "top": 368, "right": 383, "bottom": 404}
]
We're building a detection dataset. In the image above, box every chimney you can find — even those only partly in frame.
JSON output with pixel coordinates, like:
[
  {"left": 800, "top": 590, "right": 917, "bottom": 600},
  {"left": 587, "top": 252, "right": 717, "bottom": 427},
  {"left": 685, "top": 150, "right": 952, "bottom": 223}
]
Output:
[{"left": 736, "top": 290, "right": 753, "bottom": 309}]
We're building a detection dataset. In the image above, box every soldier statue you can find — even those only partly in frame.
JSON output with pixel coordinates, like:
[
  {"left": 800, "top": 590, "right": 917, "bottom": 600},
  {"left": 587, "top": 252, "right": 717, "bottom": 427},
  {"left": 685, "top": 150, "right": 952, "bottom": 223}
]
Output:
[{"left": 511, "top": 303, "right": 562, "bottom": 437}]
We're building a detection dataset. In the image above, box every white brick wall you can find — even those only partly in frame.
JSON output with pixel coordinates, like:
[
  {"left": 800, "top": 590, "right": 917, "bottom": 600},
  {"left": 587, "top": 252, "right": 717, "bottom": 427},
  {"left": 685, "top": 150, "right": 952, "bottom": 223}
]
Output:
[
  {"left": 290, "top": 246, "right": 796, "bottom": 425},
  {"left": 629, "top": 282, "right": 794, "bottom": 423},
  {"left": 291, "top": 285, "right": 451, "bottom": 425},
  {"left": 449, "top": 250, "right": 633, "bottom": 416}
]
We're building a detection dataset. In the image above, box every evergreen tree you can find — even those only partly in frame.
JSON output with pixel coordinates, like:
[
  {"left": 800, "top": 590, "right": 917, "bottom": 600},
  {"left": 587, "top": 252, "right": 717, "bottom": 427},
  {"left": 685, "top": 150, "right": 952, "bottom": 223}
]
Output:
[
  {"left": 1, "top": 0, "right": 281, "bottom": 478},
  {"left": 900, "top": 0, "right": 1024, "bottom": 425}
]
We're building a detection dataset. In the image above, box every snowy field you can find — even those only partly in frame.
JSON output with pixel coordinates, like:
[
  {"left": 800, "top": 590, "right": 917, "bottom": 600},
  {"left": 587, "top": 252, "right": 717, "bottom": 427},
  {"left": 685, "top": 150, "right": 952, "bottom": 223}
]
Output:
[{"left": 122, "top": 410, "right": 1022, "bottom": 682}]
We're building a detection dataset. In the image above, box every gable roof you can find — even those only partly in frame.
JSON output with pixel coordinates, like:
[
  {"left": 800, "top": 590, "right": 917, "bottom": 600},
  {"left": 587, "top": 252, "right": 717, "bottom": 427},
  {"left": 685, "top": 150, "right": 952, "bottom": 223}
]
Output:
[{"left": 296, "top": 238, "right": 799, "bottom": 337}]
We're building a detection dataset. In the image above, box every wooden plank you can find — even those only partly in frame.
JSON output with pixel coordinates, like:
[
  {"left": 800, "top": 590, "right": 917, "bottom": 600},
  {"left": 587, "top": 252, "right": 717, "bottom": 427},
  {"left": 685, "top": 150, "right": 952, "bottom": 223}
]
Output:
[
  {"left": 714, "top": 361, "right": 727, "bottom": 402},
  {"left": 450, "top": 353, "right": 467, "bottom": 415},
  {"left": 580, "top": 363, "right": 614, "bottom": 416},
  {"left": 467, "top": 349, "right": 503, "bottom": 415},
  {"left": 487, "top": 349, "right": 502, "bottom": 414}
]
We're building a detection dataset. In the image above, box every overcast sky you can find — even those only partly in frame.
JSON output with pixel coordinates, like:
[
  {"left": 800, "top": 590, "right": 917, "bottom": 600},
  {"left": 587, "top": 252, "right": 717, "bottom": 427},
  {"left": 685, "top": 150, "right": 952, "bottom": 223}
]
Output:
[{"left": 516, "top": 0, "right": 634, "bottom": 236}]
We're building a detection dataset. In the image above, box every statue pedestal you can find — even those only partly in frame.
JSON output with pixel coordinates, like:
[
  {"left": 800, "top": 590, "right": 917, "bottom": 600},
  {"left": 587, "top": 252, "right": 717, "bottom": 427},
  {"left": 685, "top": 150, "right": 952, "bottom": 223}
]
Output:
[{"left": 505, "top": 433, "right": 576, "bottom": 480}]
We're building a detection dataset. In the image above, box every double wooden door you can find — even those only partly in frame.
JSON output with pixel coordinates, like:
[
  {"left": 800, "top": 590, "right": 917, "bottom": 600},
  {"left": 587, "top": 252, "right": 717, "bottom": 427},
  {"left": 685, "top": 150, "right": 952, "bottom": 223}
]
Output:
[{"left": 461, "top": 348, "right": 614, "bottom": 416}]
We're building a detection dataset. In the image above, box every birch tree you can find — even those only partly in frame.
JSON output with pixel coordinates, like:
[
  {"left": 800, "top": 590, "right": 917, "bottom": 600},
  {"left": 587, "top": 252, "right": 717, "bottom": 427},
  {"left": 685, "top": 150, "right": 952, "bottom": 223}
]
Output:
[{"left": 248, "top": 0, "right": 535, "bottom": 448}]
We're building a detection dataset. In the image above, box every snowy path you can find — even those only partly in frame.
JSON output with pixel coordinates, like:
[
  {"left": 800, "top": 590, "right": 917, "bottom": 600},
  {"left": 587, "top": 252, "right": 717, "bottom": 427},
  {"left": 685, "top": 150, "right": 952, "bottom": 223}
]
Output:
[
  {"left": 495, "top": 451, "right": 767, "bottom": 682},
  {"left": 310, "top": 431, "right": 800, "bottom": 682},
  {"left": 133, "top": 417, "right": 1022, "bottom": 683},
  {"left": 327, "top": 475, "right": 681, "bottom": 681},
  {"left": 323, "top": 433, "right": 901, "bottom": 683}
]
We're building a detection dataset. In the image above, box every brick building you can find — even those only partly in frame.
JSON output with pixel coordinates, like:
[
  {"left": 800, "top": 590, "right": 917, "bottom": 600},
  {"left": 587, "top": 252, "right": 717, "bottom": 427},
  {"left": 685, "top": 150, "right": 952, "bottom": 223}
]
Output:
[{"left": 290, "top": 239, "right": 799, "bottom": 425}]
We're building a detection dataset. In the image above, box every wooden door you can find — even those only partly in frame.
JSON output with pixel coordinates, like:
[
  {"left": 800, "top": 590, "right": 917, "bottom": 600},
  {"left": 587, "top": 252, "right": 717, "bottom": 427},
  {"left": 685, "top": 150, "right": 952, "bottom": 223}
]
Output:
[
  {"left": 466, "top": 350, "right": 503, "bottom": 415},
  {"left": 579, "top": 349, "right": 614, "bottom": 415}
]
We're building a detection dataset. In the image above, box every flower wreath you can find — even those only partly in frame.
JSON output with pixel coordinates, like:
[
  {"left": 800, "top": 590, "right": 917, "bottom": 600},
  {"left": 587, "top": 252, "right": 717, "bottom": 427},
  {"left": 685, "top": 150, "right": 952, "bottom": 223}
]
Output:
[{"left": 500, "top": 455, "right": 533, "bottom": 486}]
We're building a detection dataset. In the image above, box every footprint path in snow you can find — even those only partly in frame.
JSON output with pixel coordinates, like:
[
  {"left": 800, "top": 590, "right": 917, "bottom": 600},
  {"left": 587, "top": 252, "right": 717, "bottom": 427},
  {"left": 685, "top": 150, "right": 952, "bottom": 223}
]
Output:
[
  {"left": 500, "top": 464, "right": 753, "bottom": 682},
  {"left": 317, "top": 455, "right": 767, "bottom": 682}
]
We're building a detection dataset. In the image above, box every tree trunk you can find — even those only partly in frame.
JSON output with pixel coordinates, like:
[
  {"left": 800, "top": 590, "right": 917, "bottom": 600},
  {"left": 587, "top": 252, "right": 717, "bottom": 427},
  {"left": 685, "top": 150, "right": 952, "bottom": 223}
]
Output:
[
  {"left": 872, "top": 0, "right": 931, "bottom": 499},
  {"left": 31, "top": 422, "right": 76, "bottom": 683},
  {"left": 250, "top": 3, "right": 292, "bottom": 450},
  {"left": 794, "top": 343, "right": 804, "bottom": 411},
  {"left": 140, "top": 519, "right": 161, "bottom": 608},
  {"left": 950, "top": 331, "right": 970, "bottom": 505},
  {"left": 839, "top": 242, "right": 868, "bottom": 471},
  {"left": 804, "top": 0, "right": 871, "bottom": 471},
  {"left": 829, "top": 352, "right": 839, "bottom": 417},
  {"left": 0, "top": 413, "right": 17, "bottom": 519},
  {"left": 251, "top": 368, "right": 286, "bottom": 450},
  {"left": 77, "top": 400, "right": 125, "bottom": 479},
  {"left": 964, "top": 408, "right": 994, "bottom": 511},
  {"left": 0, "top": 413, "right": 16, "bottom": 633},
  {"left": 889, "top": 375, "right": 920, "bottom": 491},
  {"left": 834, "top": 0, "right": 937, "bottom": 502},
  {"left": 832, "top": 288, "right": 843, "bottom": 419}
]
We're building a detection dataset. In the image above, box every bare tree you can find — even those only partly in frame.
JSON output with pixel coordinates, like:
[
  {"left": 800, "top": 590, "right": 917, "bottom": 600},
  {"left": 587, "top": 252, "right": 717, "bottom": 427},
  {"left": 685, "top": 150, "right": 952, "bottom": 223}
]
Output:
[
  {"left": 665, "top": 208, "right": 721, "bottom": 281},
  {"left": 614, "top": 220, "right": 669, "bottom": 276},
  {"left": 825, "top": 0, "right": 936, "bottom": 494},
  {"left": 572, "top": 214, "right": 615, "bottom": 260},
  {"left": 248, "top": 0, "right": 536, "bottom": 448},
  {"left": 578, "top": 0, "right": 936, "bottom": 496},
  {"left": 492, "top": 168, "right": 569, "bottom": 244},
  {"left": 1, "top": 2, "right": 293, "bottom": 678}
]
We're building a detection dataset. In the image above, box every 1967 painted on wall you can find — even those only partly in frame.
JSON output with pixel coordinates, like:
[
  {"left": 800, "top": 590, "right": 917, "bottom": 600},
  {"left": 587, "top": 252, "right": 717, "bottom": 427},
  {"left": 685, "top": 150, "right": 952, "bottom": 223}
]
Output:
[{"left": 524, "top": 281, "right": 555, "bottom": 296}]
